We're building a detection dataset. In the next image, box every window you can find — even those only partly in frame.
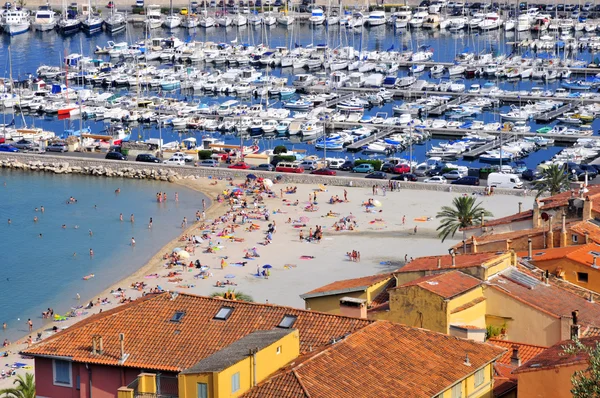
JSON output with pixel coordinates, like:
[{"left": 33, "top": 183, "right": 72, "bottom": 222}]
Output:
[
  {"left": 451, "top": 383, "right": 462, "bottom": 398},
  {"left": 197, "top": 382, "right": 208, "bottom": 398},
  {"left": 578, "top": 272, "right": 589, "bottom": 283},
  {"left": 231, "top": 372, "right": 240, "bottom": 393},
  {"left": 214, "top": 306, "right": 234, "bottom": 320},
  {"left": 572, "top": 234, "right": 579, "bottom": 243},
  {"left": 474, "top": 368, "right": 485, "bottom": 387},
  {"left": 276, "top": 346, "right": 282, "bottom": 355},
  {"left": 278, "top": 315, "right": 297, "bottom": 329},
  {"left": 170, "top": 311, "right": 185, "bottom": 322},
  {"left": 53, "top": 359, "right": 72, "bottom": 387}
]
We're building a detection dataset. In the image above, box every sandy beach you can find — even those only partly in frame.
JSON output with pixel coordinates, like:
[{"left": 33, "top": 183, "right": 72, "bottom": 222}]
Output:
[{"left": 0, "top": 177, "right": 527, "bottom": 388}]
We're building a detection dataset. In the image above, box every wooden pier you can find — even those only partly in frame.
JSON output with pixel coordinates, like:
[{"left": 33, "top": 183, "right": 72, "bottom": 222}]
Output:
[
  {"left": 534, "top": 103, "right": 573, "bottom": 122},
  {"left": 345, "top": 126, "right": 396, "bottom": 152},
  {"left": 428, "top": 96, "right": 466, "bottom": 116},
  {"left": 462, "top": 135, "right": 518, "bottom": 160}
]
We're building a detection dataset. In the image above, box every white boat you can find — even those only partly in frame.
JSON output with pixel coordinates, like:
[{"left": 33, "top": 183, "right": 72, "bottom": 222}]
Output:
[
  {"left": 163, "top": 14, "right": 182, "bottom": 29},
  {"left": 182, "top": 14, "right": 199, "bottom": 28},
  {"left": 448, "top": 17, "right": 467, "bottom": 31},
  {"left": 104, "top": 10, "right": 126, "bottom": 34},
  {"left": 300, "top": 120, "right": 323, "bottom": 138},
  {"left": 448, "top": 64, "right": 466, "bottom": 76},
  {"left": 200, "top": 14, "right": 215, "bottom": 27},
  {"left": 276, "top": 14, "right": 294, "bottom": 25},
  {"left": 478, "top": 12, "right": 502, "bottom": 30},
  {"left": 409, "top": 8, "right": 428, "bottom": 28},
  {"left": 394, "top": 14, "right": 410, "bottom": 28},
  {"left": 309, "top": 8, "right": 325, "bottom": 25},
  {"left": 145, "top": 5, "right": 164, "bottom": 29},
  {"left": 516, "top": 13, "right": 532, "bottom": 31},
  {"left": 423, "top": 14, "right": 440, "bottom": 29},
  {"left": 216, "top": 14, "right": 232, "bottom": 26},
  {"left": 504, "top": 19, "right": 515, "bottom": 31},
  {"left": 232, "top": 14, "right": 247, "bottom": 26},
  {"left": 367, "top": 10, "right": 386, "bottom": 26},
  {"left": 261, "top": 12, "right": 275, "bottom": 26},
  {"left": 347, "top": 12, "right": 364, "bottom": 28},
  {"left": 2, "top": 10, "right": 30, "bottom": 35},
  {"left": 32, "top": 5, "right": 57, "bottom": 31}
]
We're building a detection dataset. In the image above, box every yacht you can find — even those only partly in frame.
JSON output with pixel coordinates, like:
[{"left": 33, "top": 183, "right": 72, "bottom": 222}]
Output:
[
  {"left": 309, "top": 8, "right": 325, "bottom": 25},
  {"left": 423, "top": 14, "right": 440, "bottom": 29},
  {"left": 2, "top": 10, "right": 30, "bottom": 35},
  {"left": 367, "top": 10, "right": 386, "bottom": 26},
  {"left": 104, "top": 9, "right": 126, "bottom": 34},
  {"left": 145, "top": 5, "right": 164, "bottom": 29},
  {"left": 276, "top": 13, "right": 294, "bottom": 25},
  {"left": 32, "top": 5, "right": 57, "bottom": 31},
  {"left": 182, "top": 13, "right": 199, "bottom": 28},
  {"left": 216, "top": 13, "right": 232, "bottom": 26},
  {"left": 516, "top": 13, "right": 532, "bottom": 31},
  {"left": 232, "top": 13, "right": 247, "bottom": 26},
  {"left": 478, "top": 12, "right": 502, "bottom": 30},
  {"left": 82, "top": 5, "right": 104, "bottom": 34},
  {"left": 163, "top": 13, "right": 182, "bottom": 28},
  {"left": 199, "top": 12, "right": 215, "bottom": 27},
  {"left": 58, "top": 15, "right": 81, "bottom": 34},
  {"left": 409, "top": 8, "right": 428, "bottom": 28},
  {"left": 394, "top": 13, "right": 410, "bottom": 28}
]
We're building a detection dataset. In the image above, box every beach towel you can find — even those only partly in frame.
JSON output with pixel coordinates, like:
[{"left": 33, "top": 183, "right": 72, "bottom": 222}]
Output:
[
  {"left": 414, "top": 217, "right": 429, "bottom": 222},
  {"left": 283, "top": 264, "right": 297, "bottom": 269},
  {"left": 300, "top": 256, "right": 315, "bottom": 260},
  {"left": 13, "top": 362, "right": 27, "bottom": 368}
]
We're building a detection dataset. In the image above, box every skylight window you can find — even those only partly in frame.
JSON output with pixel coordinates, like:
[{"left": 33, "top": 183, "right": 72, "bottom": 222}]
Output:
[
  {"left": 214, "top": 306, "right": 234, "bottom": 320},
  {"left": 170, "top": 311, "right": 185, "bottom": 323},
  {"left": 278, "top": 315, "right": 297, "bottom": 329}
]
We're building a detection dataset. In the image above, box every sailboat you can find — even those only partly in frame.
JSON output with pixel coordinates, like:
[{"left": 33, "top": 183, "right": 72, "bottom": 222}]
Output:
[
  {"left": 104, "top": 8, "right": 126, "bottom": 34},
  {"left": 199, "top": 1, "right": 215, "bottom": 27},
  {"left": 81, "top": 0, "right": 104, "bottom": 34},
  {"left": 182, "top": 0, "right": 199, "bottom": 28},
  {"left": 58, "top": 1, "right": 81, "bottom": 34},
  {"left": 163, "top": 0, "right": 182, "bottom": 28},
  {"left": 276, "top": 1, "right": 294, "bottom": 26}
]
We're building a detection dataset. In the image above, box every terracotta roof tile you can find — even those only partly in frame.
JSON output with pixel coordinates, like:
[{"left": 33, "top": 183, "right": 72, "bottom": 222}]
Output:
[
  {"left": 570, "top": 220, "right": 600, "bottom": 243},
  {"left": 583, "top": 326, "right": 600, "bottom": 337},
  {"left": 22, "top": 293, "right": 372, "bottom": 372},
  {"left": 300, "top": 273, "right": 393, "bottom": 299},
  {"left": 398, "top": 271, "right": 482, "bottom": 299},
  {"left": 243, "top": 321, "right": 505, "bottom": 398},
  {"left": 488, "top": 269, "right": 600, "bottom": 328},
  {"left": 397, "top": 252, "right": 501, "bottom": 273},
  {"left": 513, "top": 336, "right": 600, "bottom": 374},
  {"left": 493, "top": 376, "right": 518, "bottom": 397},
  {"left": 539, "top": 186, "right": 600, "bottom": 211},
  {"left": 488, "top": 339, "right": 548, "bottom": 367},
  {"left": 370, "top": 278, "right": 396, "bottom": 307},
  {"left": 463, "top": 210, "right": 534, "bottom": 230},
  {"left": 518, "top": 243, "right": 600, "bottom": 268}
]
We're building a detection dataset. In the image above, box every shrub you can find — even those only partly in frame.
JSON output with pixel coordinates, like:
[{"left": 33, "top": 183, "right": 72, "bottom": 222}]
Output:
[
  {"left": 354, "top": 159, "right": 382, "bottom": 171},
  {"left": 273, "top": 145, "right": 288, "bottom": 155},
  {"left": 197, "top": 150, "right": 213, "bottom": 160}
]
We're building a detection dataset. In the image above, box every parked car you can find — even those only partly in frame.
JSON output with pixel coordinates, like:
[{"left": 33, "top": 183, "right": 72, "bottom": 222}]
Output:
[
  {"left": 228, "top": 162, "right": 251, "bottom": 169},
  {"left": 180, "top": 6, "right": 188, "bottom": 14},
  {"left": 365, "top": 171, "right": 387, "bottom": 179},
  {"left": 136, "top": 154, "right": 161, "bottom": 163},
  {"left": 424, "top": 176, "right": 447, "bottom": 184},
  {"left": 197, "top": 159, "right": 219, "bottom": 167},
  {"left": 578, "top": 164, "right": 598, "bottom": 179},
  {"left": 311, "top": 168, "right": 336, "bottom": 176},
  {"left": 452, "top": 176, "right": 480, "bottom": 186},
  {"left": 12, "top": 139, "right": 33, "bottom": 150},
  {"left": 487, "top": 173, "right": 523, "bottom": 189},
  {"left": 107, "top": 0, "right": 114, "bottom": 7},
  {"left": 163, "top": 158, "right": 185, "bottom": 166},
  {"left": 352, "top": 164, "right": 375, "bottom": 173},
  {"left": 426, "top": 166, "right": 444, "bottom": 177},
  {"left": 252, "top": 163, "right": 274, "bottom": 171},
  {"left": 392, "top": 164, "right": 411, "bottom": 174},
  {"left": 171, "top": 152, "right": 194, "bottom": 162},
  {"left": 46, "top": 142, "right": 68, "bottom": 152},
  {"left": 105, "top": 151, "right": 127, "bottom": 161},
  {"left": 380, "top": 163, "right": 395, "bottom": 173},
  {"left": 298, "top": 160, "right": 318, "bottom": 171},
  {"left": 339, "top": 160, "right": 355, "bottom": 171},
  {"left": 28, "top": 147, "right": 46, "bottom": 154},
  {"left": 442, "top": 170, "right": 464, "bottom": 180},
  {"left": 391, "top": 173, "right": 418, "bottom": 182},
  {"left": 0, "top": 143, "right": 18, "bottom": 152},
  {"left": 521, "top": 169, "right": 541, "bottom": 181}
]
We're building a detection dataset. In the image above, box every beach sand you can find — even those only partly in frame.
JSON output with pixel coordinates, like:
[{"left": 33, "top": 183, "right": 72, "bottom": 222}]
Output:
[{"left": 0, "top": 178, "right": 528, "bottom": 387}]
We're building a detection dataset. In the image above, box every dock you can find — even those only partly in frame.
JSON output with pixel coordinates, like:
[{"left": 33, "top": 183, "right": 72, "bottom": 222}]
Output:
[
  {"left": 345, "top": 126, "right": 396, "bottom": 152},
  {"left": 534, "top": 103, "right": 573, "bottom": 122},
  {"left": 324, "top": 93, "right": 353, "bottom": 108},
  {"left": 428, "top": 96, "right": 467, "bottom": 116},
  {"left": 462, "top": 134, "right": 518, "bottom": 160}
]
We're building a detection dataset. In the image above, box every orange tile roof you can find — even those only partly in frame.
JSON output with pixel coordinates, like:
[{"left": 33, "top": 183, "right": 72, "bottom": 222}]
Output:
[
  {"left": 370, "top": 278, "right": 396, "bottom": 307},
  {"left": 538, "top": 185, "right": 600, "bottom": 209},
  {"left": 463, "top": 210, "right": 534, "bottom": 231},
  {"left": 519, "top": 243, "right": 600, "bottom": 268},
  {"left": 396, "top": 252, "right": 501, "bottom": 273},
  {"left": 513, "top": 336, "right": 600, "bottom": 374},
  {"left": 488, "top": 339, "right": 548, "bottom": 367},
  {"left": 473, "top": 223, "right": 574, "bottom": 245},
  {"left": 397, "top": 271, "right": 482, "bottom": 299},
  {"left": 243, "top": 321, "right": 505, "bottom": 398},
  {"left": 22, "top": 293, "right": 372, "bottom": 372},
  {"left": 570, "top": 220, "right": 600, "bottom": 243},
  {"left": 300, "top": 273, "right": 393, "bottom": 299},
  {"left": 488, "top": 269, "right": 600, "bottom": 328}
]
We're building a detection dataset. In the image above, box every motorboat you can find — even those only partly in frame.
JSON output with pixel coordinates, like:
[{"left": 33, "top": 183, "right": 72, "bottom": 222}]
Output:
[
  {"left": 309, "top": 8, "right": 325, "bottom": 25},
  {"left": 163, "top": 13, "right": 182, "bottom": 29},
  {"left": 182, "top": 14, "right": 200, "bottom": 28},
  {"left": 145, "top": 5, "right": 164, "bottom": 29},
  {"left": 478, "top": 12, "right": 502, "bottom": 30},
  {"left": 367, "top": 10, "right": 386, "bottom": 26},
  {"left": 409, "top": 8, "right": 428, "bottom": 28},
  {"left": 32, "top": 5, "right": 57, "bottom": 31},
  {"left": 2, "top": 10, "right": 30, "bottom": 35},
  {"left": 300, "top": 120, "right": 324, "bottom": 138}
]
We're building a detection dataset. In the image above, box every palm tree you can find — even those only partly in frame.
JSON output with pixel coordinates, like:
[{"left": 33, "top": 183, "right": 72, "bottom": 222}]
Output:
[
  {"left": 533, "top": 164, "right": 570, "bottom": 198},
  {"left": 436, "top": 196, "right": 493, "bottom": 242},
  {"left": 0, "top": 373, "right": 35, "bottom": 398},
  {"left": 210, "top": 290, "right": 254, "bottom": 302}
]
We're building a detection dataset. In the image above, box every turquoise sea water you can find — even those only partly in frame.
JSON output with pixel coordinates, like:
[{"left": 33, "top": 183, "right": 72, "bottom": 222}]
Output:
[{"left": 0, "top": 169, "right": 207, "bottom": 342}]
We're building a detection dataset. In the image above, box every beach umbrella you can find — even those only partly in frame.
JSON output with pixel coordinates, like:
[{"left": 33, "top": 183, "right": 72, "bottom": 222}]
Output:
[
  {"left": 246, "top": 173, "right": 257, "bottom": 180},
  {"left": 262, "top": 264, "right": 273, "bottom": 269},
  {"left": 224, "top": 274, "right": 236, "bottom": 279},
  {"left": 263, "top": 179, "right": 274, "bottom": 188},
  {"left": 299, "top": 216, "right": 309, "bottom": 223},
  {"left": 172, "top": 247, "right": 183, "bottom": 252},
  {"left": 178, "top": 251, "right": 190, "bottom": 259},
  {"left": 373, "top": 200, "right": 382, "bottom": 207}
]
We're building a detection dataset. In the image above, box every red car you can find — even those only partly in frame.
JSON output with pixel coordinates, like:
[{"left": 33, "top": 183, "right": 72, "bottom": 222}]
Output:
[
  {"left": 392, "top": 164, "right": 410, "bottom": 174},
  {"left": 311, "top": 168, "right": 336, "bottom": 176},
  {"left": 228, "top": 162, "right": 251, "bottom": 170},
  {"left": 107, "top": 1, "right": 114, "bottom": 7}
]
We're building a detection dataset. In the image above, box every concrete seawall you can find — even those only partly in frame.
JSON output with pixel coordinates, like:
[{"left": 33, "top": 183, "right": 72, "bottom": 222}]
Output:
[{"left": 0, "top": 152, "right": 535, "bottom": 197}]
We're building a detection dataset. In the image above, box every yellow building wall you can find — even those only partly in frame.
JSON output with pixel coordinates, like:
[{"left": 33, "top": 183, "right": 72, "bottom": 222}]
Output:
[
  {"left": 388, "top": 286, "right": 448, "bottom": 333},
  {"left": 304, "top": 277, "right": 392, "bottom": 314},
  {"left": 534, "top": 258, "right": 600, "bottom": 294},
  {"left": 517, "top": 364, "right": 586, "bottom": 398},
  {"left": 178, "top": 330, "right": 300, "bottom": 398},
  {"left": 484, "top": 286, "right": 561, "bottom": 346},
  {"left": 438, "top": 363, "right": 494, "bottom": 398},
  {"left": 447, "top": 287, "right": 486, "bottom": 329},
  {"left": 481, "top": 253, "right": 515, "bottom": 280}
]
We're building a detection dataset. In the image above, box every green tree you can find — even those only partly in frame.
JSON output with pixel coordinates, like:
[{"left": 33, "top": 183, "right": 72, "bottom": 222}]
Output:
[
  {"left": 533, "top": 164, "right": 570, "bottom": 198},
  {"left": 563, "top": 337, "right": 600, "bottom": 397},
  {"left": 210, "top": 290, "right": 254, "bottom": 302},
  {"left": 0, "top": 373, "right": 36, "bottom": 398},
  {"left": 273, "top": 145, "right": 288, "bottom": 155},
  {"left": 436, "top": 196, "right": 493, "bottom": 242}
]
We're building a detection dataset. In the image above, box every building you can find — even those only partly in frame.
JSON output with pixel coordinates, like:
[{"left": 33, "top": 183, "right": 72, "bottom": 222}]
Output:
[
  {"left": 512, "top": 336, "right": 600, "bottom": 398},
  {"left": 386, "top": 271, "right": 487, "bottom": 340},
  {"left": 243, "top": 321, "right": 505, "bottom": 398},
  {"left": 23, "top": 292, "right": 504, "bottom": 398},
  {"left": 299, "top": 272, "right": 394, "bottom": 315}
]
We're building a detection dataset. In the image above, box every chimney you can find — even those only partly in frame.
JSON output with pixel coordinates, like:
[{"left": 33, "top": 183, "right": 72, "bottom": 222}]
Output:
[
  {"left": 528, "top": 238, "right": 533, "bottom": 258},
  {"left": 594, "top": 257, "right": 597, "bottom": 269},
  {"left": 547, "top": 216, "right": 555, "bottom": 249},
  {"left": 119, "top": 333, "right": 125, "bottom": 360},
  {"left": 98, "top": 336, "right": 103, "bottom": 355},
  {"left": 92, "top": 336, "right": 97, "bottom": 355},
  {"left": 518, "top": 202, "right": 523, "bottom": 213},
  {"left": 472, "top": 236, "right": 478, "bottom": 253},
  {"left": 544, "top": 269, "right": 549, "bottom": 285},
  {"left": 437, "top": 258, "right": 442, "bottom": 269},
  {"left": 463, "top": 353, "right": 471, "bottom": 367},
  {"left": 583, "top": 196, "right": 593, "bottom": 221},
  {"left": 462, "top": 240, "right": 467, "bottom": 254},
  {"left": 590, "top": 293, "right": 594, "bottom": 303},
  {"left": 510, "top": 346, "right": 521, "bottom": 367},
  {"left": 571, "top": 310, "right": 581, "bottom": 340},
  {"left": 451, "top": 252, "right": 456, "bottom": 267},
  {"left": 339, "top": 297, "right": 367, "bottom": 319},
  {"left": 585, "top": 232, "right": 590, "bottom": 244}
]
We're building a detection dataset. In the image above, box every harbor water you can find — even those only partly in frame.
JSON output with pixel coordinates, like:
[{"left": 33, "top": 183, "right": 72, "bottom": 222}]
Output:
[{"left": 0, "top": 169, "right": 206, "bottom": 342}]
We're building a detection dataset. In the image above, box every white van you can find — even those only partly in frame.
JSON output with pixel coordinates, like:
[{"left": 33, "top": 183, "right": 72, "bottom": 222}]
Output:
[
  {"left": 487, "top": 173, "right": 523, "bottom": 189},
  {"left": 327, "top": 159, "right": 345, "bottom": 169}
]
